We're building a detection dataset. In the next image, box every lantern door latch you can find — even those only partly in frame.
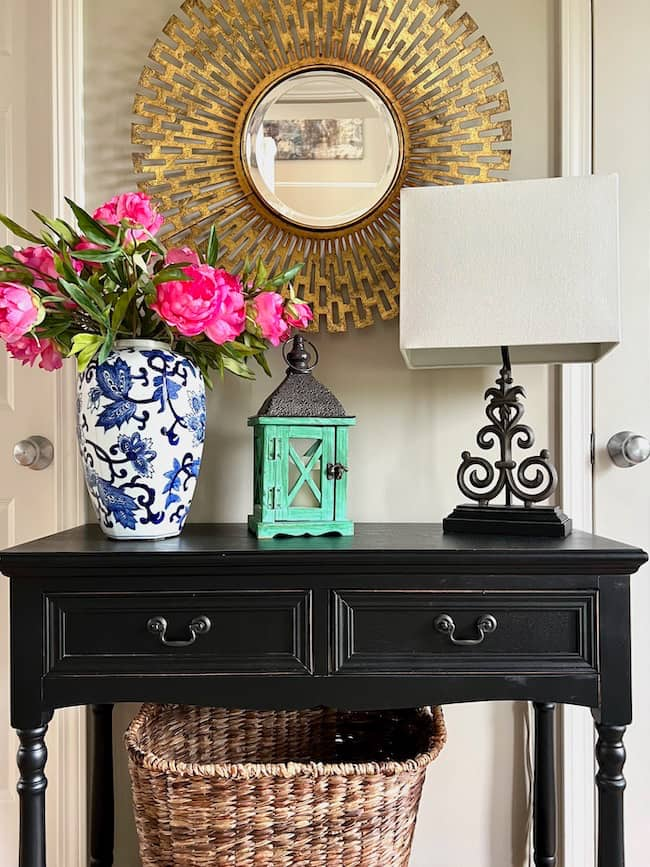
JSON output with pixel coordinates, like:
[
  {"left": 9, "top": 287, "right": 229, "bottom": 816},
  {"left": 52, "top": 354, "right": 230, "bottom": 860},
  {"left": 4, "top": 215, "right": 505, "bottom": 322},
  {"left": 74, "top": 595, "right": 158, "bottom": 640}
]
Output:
[{"left": 327, "top": 462, "right": 348, "bottom": 481}]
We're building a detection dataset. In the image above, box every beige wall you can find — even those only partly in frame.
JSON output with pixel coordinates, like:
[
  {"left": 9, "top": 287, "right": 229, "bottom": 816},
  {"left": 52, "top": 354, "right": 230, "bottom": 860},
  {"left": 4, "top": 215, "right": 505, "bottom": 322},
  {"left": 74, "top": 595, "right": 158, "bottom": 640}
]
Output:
[{"left": 84, "top": 1, "right": 559, "bottom": 864}]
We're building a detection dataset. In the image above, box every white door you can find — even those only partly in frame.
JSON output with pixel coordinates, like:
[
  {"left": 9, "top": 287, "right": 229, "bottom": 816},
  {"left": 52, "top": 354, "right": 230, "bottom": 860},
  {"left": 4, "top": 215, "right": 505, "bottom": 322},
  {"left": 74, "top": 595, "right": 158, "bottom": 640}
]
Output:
[
  {"left": 0, "top": 2, "right": 86, "bottom": 864},
  {"left": 591, "top": 2, "right": 650, "bottom": 865}
]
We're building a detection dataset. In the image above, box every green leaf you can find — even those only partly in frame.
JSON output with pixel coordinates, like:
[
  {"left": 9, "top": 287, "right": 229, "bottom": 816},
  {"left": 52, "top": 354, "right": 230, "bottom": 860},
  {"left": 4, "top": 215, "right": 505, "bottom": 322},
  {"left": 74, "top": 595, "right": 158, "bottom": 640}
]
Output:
[
  {"left": 0, "top": 267, "right": 33, "bottom": 283},
  {"left": 76, "top": 343, "right": 102, "bottom": 372},
  {"left": 132, "top": 252, "right": 149, "bottom": 273},
  {"left": 245, "top": 331, "right": 269, "bottom": 350},
  {"left": 39, "top": 230, "right": 59, "bottom": 250},
  {"left": 70, "top": 247, "right": 120, "bottom": 263},
  {"left": 254, "top": 257, "right": 268, "bottom": 288},
  {"left": 152, "top": 266, "right": 191, "bottom": 285},
  {"left": 222, "top": 355, "right": 255, "bottom": 380},
  {"left": 0, "top": 214, "right": 43, "bottom": 245},
  {"left": 32, "top": 211, "right": 78, "bottom": 245},
  {"left": 37, "top": 294, "right": 67, "bottom": 303},
  {"left": 59, "top": 280, "right": 107, "bottom": 324},
  {"left": 266, "top": 263, "right": 304, "bottom": 288},
  {"left": 140, "top": 278, "right": 157, "bottom": 300},
  {"left": 71, "top": 271, "right": 108, "bottom": 313},
  {"left": 98, "top": 258, "right": 122, "bottom": 284},
  {"left": 241, "top": 256, "right": 253, "bottom": 282},
  {"left": 69, "top": 333, "right": 103, "bottom": 371},
  {"left": 111, "top": 283, "right": 139, "bottom": 332},
  {"left": 139, "top": 235, "right": 167, "bottom": 257},
  {"left": 206, "top": 226, "right": 219, "bottom": 267},
  {"left": 65, "top": 198, "right": 117, "bottom": 246},
  {"left": 70, "top": 332, "right": 102, "bottom": 352},
  {"left": 97, "top": 331, "right": 114, "bottom": 364},
  {"left": 37, "top": 319, "right": 71, "bottom": 339},
  {"left": 0, "top": 248, "right": 19, "bottom": 264},
  {"left": 226, "top": 340, "right": 262, "bottom": 357},
  {"left": 253, "top": 352, "right": 272, "bottom": 376},
  {"left": 53, "top": 253, "right": 78, "bottom": 282}
]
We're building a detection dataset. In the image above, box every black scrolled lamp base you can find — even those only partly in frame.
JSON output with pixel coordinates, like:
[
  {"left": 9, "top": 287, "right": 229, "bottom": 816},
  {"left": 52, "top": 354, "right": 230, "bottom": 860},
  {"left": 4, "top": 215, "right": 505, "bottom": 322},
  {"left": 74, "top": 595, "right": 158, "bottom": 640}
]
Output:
[{"left": 443, "top": 346, "right": 572, "bottom": 538}]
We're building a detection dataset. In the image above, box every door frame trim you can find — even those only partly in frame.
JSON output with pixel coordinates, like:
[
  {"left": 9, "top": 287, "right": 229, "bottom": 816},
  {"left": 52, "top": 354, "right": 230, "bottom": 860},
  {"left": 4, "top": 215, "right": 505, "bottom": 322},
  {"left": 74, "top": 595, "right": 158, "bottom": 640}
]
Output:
[
  {"left": 559, "top": 2, "right": 596, "bottom": 866},
  {"left": 50, "top": 1, "right": 87, "bottom": 865}
]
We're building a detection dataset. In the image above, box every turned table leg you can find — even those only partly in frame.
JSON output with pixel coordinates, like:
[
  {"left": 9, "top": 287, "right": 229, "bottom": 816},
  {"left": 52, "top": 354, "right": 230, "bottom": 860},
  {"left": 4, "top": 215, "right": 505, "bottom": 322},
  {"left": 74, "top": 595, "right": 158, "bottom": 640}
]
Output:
[
  {"left": 596, "top": 723, "right": 626, "bottom": 867},
  {"left": 17, "top": 724, "right": 49, "bottom": 867},
  {"left": 533, "top": 702, "right": 557, "bottom": 867},
  {"left": 90, "top": 704, "right": 115, "bottom": 867}
]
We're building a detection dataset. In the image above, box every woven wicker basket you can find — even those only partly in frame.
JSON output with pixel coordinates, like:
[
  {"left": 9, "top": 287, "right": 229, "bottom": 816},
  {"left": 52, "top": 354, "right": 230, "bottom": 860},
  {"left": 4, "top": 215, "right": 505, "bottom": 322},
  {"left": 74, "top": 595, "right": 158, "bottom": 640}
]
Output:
[{"left": 125, "top": 704, "right": 446, "bottom": 867}]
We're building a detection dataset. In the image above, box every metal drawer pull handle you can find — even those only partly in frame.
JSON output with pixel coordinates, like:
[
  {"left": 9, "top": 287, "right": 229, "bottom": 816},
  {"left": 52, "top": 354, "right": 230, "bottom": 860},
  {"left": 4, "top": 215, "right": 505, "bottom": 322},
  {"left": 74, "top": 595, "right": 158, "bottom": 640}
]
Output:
[
  {"left": 146, "top": 615, "right": 212, "bottom": 647},
  {"left": 434, "top": 613, "right": 498, "bottom": 646}
]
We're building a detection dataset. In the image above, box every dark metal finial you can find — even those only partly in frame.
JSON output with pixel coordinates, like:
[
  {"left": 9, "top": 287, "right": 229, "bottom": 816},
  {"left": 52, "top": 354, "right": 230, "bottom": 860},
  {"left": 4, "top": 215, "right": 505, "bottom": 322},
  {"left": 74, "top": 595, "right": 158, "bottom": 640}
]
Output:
[
  {"left": 500, "top": 345, "right": 512, "bottom": 377},
  {"left": 283, "top": 335, "right": 319, "bottom": 374},
  {"left": 455, "top": 345, "right": 558, "bottom": 508}
]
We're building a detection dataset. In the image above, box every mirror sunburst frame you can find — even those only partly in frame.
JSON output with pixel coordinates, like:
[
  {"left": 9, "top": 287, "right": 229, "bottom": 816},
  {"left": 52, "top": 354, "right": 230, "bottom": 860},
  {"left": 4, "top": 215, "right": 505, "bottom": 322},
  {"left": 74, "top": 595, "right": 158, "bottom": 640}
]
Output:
[{"left": 133, "top": 0, "right": 512, "bottom": 333}]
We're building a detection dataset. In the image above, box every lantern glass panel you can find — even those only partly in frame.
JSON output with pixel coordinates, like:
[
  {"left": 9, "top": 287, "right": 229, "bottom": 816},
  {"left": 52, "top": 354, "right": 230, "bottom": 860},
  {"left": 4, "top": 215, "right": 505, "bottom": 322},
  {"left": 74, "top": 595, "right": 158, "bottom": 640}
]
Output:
[
  {"left": 276, "top": 427, "right": 335, "bottom": 522},
  {"left": 287, "top": 438, "right": 322, "bottom": 509}
]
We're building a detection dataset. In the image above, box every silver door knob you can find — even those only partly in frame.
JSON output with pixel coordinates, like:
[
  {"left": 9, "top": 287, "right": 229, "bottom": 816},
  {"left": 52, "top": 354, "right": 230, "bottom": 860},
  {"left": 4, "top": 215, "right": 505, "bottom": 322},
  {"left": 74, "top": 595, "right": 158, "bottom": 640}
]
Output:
[
  {"left": 607, "top": 431, "right": 650, "bottom": 468},
  {"left": 12, "top": 436, "right": 54, "bottom": 470}
]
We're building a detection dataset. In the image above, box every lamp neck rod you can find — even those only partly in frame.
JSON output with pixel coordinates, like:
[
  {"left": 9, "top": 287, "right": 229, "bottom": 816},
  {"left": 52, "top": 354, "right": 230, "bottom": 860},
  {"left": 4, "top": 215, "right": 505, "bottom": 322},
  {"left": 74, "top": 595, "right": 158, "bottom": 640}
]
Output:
[{"left": 500, "top": 345, "right": 512, "bottom": 377}]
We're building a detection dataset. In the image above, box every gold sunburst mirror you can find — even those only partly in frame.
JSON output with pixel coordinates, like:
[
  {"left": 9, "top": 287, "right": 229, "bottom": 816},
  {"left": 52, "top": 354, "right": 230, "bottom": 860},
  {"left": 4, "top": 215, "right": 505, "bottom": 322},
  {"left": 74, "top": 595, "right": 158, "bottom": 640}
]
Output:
[{"left": 133, "top": 0, "right": 511, "bottom": 332}]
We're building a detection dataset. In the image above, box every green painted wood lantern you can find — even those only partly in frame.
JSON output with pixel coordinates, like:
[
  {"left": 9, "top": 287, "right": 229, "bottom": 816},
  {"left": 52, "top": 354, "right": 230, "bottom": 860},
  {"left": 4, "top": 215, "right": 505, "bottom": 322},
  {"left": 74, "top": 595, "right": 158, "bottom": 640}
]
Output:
[{"left": 248, "top": 336, "right": 356, "bottom": 539}]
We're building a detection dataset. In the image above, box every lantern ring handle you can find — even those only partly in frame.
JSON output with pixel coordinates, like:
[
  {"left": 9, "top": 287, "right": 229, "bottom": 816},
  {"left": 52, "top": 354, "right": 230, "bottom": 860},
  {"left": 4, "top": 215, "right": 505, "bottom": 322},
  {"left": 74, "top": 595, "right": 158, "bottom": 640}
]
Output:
[{"left": 283, "top": 338, "right": 319, "bottom": 373}]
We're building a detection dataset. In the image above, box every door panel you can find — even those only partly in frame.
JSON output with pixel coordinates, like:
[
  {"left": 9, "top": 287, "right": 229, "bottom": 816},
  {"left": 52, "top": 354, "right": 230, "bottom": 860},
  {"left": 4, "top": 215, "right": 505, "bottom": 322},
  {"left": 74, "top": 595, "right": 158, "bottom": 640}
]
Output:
[
  {"left": 593, "top": 3, "right": 650, "bottom": 864},
  {"left": 0, "top": 3, "right": 75, "bottom": 863}
]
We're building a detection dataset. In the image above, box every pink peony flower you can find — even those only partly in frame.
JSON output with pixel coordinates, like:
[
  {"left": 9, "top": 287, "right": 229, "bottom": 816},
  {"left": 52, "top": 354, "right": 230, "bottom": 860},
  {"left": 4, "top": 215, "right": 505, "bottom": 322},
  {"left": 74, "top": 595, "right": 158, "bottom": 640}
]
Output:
[
  {"left": 251, "top": 292, "right": 290, "bottom": 346},
  {"left": 93, "top": 192, "right": 164, "bottom": 243},
  {"left": 204, "top": 271, "right": 246, "bottom": 345},
  {"left": 151, "top": 264, "right": 224, "bottom": 337},
  {"left": 6, "top": 335, "right": 62, "bottom": 371},
  {"left": 14, "top": 245, "right": 77, "bottom": 291},
  {"left": 165, "top": 246, "right": 201, "bottom": 266},
  {"left": 6, "top": 335, "right": 41, "bottom": 366},
  {"left": 284, "top": 299, "right": 313, "bottom": 329},
  {"left": 15, "top": 245, "right": 81, "bottom": 308},
  {"left": 38, "top": 338, "right": 63, "bottom": 371},
  {"left": 0, "top": 283, "right": 40, "bottom": 342}
]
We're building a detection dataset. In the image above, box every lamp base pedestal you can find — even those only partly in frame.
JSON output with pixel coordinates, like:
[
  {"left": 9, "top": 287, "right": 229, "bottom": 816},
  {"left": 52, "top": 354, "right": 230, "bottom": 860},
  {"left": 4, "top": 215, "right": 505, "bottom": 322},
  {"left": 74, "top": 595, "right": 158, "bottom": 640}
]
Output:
[{"left": 443, "top": 504, "right": 572, "bottom": 538}]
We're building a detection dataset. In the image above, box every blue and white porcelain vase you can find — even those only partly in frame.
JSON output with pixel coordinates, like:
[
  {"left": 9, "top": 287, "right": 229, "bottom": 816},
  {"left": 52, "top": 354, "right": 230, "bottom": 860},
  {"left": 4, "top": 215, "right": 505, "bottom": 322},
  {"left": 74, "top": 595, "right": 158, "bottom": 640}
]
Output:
[{"left": 77, "top": 340, "right": 206, "bottom": 540}]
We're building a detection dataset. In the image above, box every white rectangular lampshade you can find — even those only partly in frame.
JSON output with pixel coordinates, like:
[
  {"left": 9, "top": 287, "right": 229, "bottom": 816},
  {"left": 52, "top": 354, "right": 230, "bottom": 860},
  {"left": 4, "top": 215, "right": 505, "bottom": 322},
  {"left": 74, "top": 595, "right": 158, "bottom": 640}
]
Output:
[{"left": 400, "top": 175, "right": 620, "bottom": 368}]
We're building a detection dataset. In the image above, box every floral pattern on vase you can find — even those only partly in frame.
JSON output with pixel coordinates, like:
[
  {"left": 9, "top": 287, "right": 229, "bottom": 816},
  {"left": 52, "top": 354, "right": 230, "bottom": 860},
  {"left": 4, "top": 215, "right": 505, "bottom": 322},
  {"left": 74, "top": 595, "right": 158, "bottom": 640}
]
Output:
[{"left": 77, "top": 340, "right": 205, "bottom": 539}]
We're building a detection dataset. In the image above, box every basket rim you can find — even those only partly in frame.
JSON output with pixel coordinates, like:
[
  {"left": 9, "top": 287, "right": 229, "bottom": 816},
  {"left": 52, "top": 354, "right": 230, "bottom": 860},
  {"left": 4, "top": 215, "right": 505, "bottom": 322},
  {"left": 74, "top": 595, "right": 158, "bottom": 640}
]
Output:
[{"left": 125, "top": 704, "right": 447, "bottom": 780}]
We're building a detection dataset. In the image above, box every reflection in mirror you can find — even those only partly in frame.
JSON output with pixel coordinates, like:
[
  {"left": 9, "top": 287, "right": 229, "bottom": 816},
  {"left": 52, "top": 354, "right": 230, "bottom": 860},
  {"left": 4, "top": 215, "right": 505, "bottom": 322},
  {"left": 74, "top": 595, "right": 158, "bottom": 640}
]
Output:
[{"left": 243, "top": 71, "right": 401, "bottom": 229}]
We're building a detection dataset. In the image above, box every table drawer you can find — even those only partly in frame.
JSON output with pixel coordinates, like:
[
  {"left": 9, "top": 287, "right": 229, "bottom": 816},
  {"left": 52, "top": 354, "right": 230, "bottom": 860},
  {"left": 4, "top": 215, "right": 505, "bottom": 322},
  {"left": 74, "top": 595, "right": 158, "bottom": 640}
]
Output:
[
  {"left": 47, "top": 590, "right": 312, "bottom": 675},
  {"left": 332, "top": 590, "right": 597, "bottom": 673}
]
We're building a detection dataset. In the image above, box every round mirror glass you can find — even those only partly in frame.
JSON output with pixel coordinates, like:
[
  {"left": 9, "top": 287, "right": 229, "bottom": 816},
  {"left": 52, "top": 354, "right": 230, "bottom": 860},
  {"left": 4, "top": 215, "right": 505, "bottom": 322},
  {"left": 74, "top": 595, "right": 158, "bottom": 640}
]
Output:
[{"left": 243, "top": 70, "right": 401, "bottom": 229}]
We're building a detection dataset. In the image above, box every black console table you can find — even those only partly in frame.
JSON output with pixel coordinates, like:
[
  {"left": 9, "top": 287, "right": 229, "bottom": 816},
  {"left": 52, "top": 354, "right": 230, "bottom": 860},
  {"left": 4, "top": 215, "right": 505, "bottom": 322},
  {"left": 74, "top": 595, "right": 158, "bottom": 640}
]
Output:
[{"left": 1, "top": 523, "right": 646, "bottom": 867}]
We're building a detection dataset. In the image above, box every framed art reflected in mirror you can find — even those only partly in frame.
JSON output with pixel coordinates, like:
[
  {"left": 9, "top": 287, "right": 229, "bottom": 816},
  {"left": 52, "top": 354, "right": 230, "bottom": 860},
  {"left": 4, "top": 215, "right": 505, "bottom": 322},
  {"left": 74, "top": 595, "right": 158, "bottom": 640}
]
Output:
[{"left": 133, "top": 0, "right": 511, "bottom": 332}]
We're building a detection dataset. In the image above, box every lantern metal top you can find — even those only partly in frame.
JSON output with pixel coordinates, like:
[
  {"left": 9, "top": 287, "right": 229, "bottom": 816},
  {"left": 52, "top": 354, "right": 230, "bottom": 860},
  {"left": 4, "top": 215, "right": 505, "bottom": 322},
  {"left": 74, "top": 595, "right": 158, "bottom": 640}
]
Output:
[{"left": 254, "top": 335, "right": 352, "bottom": 419}]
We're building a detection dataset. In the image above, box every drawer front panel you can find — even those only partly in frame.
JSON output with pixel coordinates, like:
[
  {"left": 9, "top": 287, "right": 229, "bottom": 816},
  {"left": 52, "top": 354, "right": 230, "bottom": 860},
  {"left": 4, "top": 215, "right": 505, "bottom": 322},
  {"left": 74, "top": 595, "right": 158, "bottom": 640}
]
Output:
[
  {"left": 48, "top": 590, "right": 312, "bottom": 674},
  {"left": 332, "top": 590, "right": 596, "bottom": 673}
]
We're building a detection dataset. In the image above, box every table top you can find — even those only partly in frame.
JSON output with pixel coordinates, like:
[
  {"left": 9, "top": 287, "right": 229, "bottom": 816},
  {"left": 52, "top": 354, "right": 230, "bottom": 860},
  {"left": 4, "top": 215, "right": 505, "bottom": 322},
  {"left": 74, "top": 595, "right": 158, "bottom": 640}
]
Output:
[{"left": 1, "top": 523, "right": 646, "bottom": 576}]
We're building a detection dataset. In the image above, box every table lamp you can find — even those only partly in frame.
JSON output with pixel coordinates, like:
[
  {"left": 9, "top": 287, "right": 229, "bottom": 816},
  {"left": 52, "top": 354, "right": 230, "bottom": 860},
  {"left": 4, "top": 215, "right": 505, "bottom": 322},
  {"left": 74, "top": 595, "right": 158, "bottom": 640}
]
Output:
[{"left": 400, "top": 175, "right": 620, "bottom": 537}]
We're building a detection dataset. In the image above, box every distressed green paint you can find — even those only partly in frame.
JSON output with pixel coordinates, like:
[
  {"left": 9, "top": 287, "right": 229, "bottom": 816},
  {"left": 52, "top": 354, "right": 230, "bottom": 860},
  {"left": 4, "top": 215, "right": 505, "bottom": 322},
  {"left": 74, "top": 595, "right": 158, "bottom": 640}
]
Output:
[
  {"left": 248, "top": 414, "right": 356, "bottom": 539},
  {"left": 334, "top": 426, "right": 350, "bottom": 520},
  {"left": 248, "top": 517, "right": 355, "bottom": 539}
]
